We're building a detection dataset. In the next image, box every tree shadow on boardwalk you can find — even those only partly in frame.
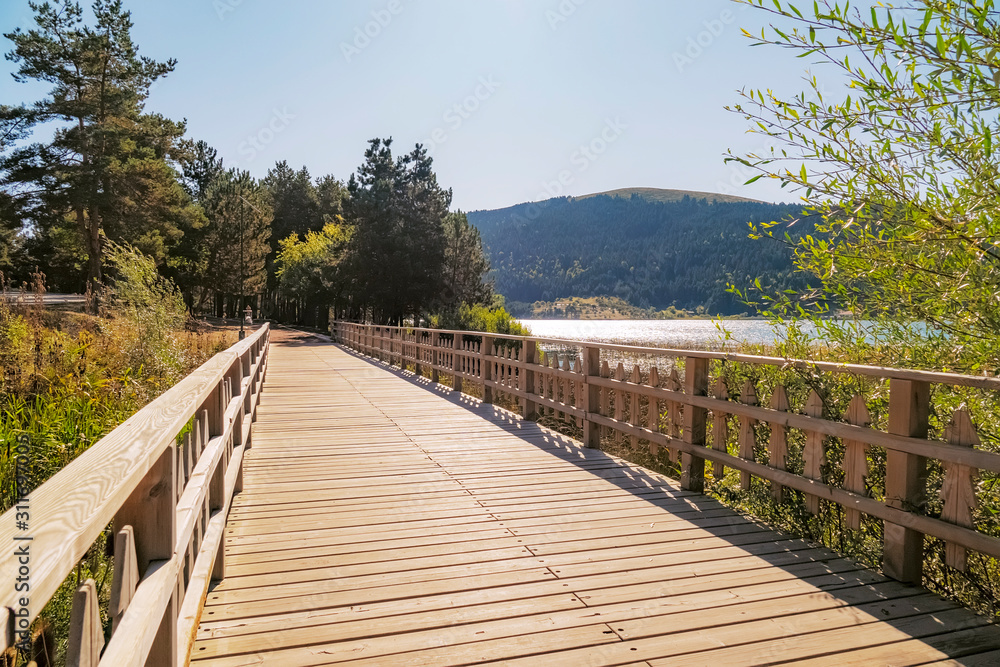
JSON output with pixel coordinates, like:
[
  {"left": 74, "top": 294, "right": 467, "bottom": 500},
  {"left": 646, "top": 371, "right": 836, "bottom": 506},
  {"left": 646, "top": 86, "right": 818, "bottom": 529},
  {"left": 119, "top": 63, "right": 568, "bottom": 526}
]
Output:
[{"left": 322, "top": 341, "right": 1000, "bottom": 664}]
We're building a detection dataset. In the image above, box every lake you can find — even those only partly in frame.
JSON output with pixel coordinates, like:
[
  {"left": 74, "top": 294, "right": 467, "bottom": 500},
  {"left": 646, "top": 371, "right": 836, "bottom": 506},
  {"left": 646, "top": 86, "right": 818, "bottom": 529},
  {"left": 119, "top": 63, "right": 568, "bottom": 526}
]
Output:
[{"left": 518, "top": 319, "right": 786, "bottom": 348}]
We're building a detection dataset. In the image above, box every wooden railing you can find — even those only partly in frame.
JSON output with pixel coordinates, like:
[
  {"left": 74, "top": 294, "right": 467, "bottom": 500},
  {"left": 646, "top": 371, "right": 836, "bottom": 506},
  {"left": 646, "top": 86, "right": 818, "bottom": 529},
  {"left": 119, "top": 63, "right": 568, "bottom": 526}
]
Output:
[
  {"left": 333, "top": 321, "right": 1000, "bottom": 586},
  {"left": 0, "top": 323, "right": 269, "bottom": 666}
]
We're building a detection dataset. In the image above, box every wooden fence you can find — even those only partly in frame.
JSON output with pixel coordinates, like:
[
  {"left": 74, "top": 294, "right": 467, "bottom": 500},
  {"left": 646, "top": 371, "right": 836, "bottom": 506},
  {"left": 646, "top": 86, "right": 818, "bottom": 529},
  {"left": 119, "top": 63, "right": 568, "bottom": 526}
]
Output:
[
  {"left": 333, "top": 321, "right": 1000, "bottom": 586},
  {"left": 0, "top": 323, "right": 269, "bottom": 666}
]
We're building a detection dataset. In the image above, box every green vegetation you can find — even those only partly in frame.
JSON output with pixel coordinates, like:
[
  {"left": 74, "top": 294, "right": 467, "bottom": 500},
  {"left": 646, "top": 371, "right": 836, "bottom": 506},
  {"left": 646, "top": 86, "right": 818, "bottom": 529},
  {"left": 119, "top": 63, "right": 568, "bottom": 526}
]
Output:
[
  {"left": 431, "top": 303, "right": 529, "bottom": 337},
  {"left": 509, "top": 295, "right": 707, "bottom": 320},
  {"left": 469, "top": 194, "right": 814, "bottom": 315},
  {"left": 2, "top": 0, "right": 198, "bottom": 291},
  {"left": 572, "top": 186, "right": 761, "bottom": 205},
  {"left": 1, "top": 4, "right": 493, "bottom": 332},
  {"left": 729, "top": 0, "right": 1000, "bottom": 375},
  {"left": 0, "top": 263, "right": 234, "bottom": 662},
  {"left": 272, "top": 138, "right": 496, "bottom": 328},
  {"left": 720, "top": 0, "right": 1000, "bottom": 617}
]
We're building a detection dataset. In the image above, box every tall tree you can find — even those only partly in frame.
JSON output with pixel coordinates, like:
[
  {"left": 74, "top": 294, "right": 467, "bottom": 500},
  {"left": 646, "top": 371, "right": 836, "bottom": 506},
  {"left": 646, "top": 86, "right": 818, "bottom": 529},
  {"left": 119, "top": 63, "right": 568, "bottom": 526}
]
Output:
[
  {"left": 275, "top": 221, "right": 352, "bottom": 327},
  {"left": 199, "top": 169, "right": 271, "bottom": 314},
  {"left": 344, "top": 138, "right": 451, "bottom": 324},
  {"left": 729, "top": 0, "right": 1000, "bottom": 370},
  {"left": 263, "top": 161, "right": 322, "bottom": 245},
  {"left": 3, "top": 0, "right": 190, "bottom": 292},
  {"left": 180, "top": 139, "right": 224, "bottom": 201},
  {"left": 438, "top": 210, "right": 493, "bottom": 312},
  {"left": 316, "top": 174, "right": 346, "bottom": 225}
]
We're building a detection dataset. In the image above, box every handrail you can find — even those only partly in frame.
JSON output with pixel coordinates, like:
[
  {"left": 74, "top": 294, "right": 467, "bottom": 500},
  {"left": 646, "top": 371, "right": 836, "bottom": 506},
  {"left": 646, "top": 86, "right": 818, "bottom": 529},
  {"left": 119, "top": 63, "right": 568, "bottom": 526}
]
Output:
[
  {"left": 333, "top": 322, "right": 1000, "bottom": 390},
  {"left": 332, "top": 320, "right": 1000, "bottom": 587},
  {"left": 0, "top": 323, "right": 270, "bottom": 666}
]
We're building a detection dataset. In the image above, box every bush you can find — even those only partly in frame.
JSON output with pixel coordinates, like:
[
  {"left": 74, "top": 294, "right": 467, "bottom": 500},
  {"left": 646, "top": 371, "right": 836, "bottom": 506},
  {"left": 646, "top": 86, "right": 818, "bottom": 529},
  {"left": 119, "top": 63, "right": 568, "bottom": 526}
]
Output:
[
  {"left": 432, "top": 303, "right": 530, "bottom": 337},
  {"left": 102, "top": 242, "right": 189, "bottom": 380}
]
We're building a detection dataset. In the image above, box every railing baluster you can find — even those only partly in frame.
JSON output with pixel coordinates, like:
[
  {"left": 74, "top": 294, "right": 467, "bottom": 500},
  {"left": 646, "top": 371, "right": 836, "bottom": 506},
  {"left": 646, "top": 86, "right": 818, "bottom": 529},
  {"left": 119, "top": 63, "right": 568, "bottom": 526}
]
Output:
[
  {"left": 600, "top": 360, "right": 611, "bottom": 440},
  {"left": 768, "top": 386, "right": 790, "bottom": 501},
  {"left": 66, "top": 579, "right": 103, "bottom": 667},
  {"left": 523, "top": 340, "right": 537, "bottom": 419},
  {"left": 629, "top": 365, "right": 641, "bottom": 449},
  {"left": 737, "top": 380, "right": 758, "bottom": 490},
  {"left": 843, "top": 395, "right": 871, "bottom": 530},
  {"left": 712, "top": 378, "right": 729, "bottom": 479},
  {"left": 613, "top": 362, "right": 626, "bottom": 443},
  {"left": 561, "top": 356, "right": 572, "bottom": 423},
  {"left": 482, "top": 335, "right": 494, "bottom": 404},
  {"left": 431, "top": 331, "right": 440, "bottom": 383},
  {"left": 452, "top": 334, "right": 463, "bottom": 393},
  {"left": 109, "top": 526, "right": 139, "bottom": 632},
  {"left": 648, "top": 366, "right": 661, "bottom": 456},
  {"left": 941, "top": 409, "right": 980, "bottom": 572},
  {"left": 583, "top": 345, "right": 601, "bottom": 448},
  {"left": 667, "top": 369, "right": 682, "bottom": 463},
  {"left": 802, "top": 390, "right": 825, "bottom": 515}
]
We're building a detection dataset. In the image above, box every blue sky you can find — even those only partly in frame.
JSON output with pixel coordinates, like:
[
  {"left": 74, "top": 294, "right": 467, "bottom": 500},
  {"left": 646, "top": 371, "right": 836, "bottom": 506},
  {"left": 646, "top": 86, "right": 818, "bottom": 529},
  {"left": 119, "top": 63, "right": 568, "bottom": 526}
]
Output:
[{"left": 0, "top": 0, "right": 817, "bottom": 211}]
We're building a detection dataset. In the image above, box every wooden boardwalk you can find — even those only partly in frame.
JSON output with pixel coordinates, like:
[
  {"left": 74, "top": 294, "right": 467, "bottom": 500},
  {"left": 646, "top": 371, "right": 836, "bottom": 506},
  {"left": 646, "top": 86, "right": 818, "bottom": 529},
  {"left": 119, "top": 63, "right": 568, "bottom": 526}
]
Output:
[{"left": 192, "top": 331, "right": 1000, "bottom": 666}]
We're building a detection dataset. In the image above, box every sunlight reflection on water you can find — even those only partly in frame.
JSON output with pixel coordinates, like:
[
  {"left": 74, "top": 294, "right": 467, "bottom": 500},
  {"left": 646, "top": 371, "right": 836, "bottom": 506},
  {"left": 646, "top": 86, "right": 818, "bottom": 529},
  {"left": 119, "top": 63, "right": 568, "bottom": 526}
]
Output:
[{"left": 518, "top": 319, "right": 789, "bottom": 349}]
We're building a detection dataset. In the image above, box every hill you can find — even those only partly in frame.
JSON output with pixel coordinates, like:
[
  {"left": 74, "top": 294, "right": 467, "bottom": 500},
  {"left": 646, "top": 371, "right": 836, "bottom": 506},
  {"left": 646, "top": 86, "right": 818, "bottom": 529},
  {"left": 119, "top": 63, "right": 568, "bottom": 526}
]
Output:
[
  {"left": 572, "top": 187, "right": 761, "bottom": 205},
  {"left": 467, "top": 192, "right": 813, "bottom": 316}
]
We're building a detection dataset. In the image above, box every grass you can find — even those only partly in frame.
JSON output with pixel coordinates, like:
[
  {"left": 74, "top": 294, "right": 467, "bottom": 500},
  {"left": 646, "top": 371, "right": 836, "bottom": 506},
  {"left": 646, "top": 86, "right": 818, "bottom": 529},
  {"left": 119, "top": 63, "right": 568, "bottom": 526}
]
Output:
[{"left": 0, "top": 295, "right": 235, "bottom": 665}]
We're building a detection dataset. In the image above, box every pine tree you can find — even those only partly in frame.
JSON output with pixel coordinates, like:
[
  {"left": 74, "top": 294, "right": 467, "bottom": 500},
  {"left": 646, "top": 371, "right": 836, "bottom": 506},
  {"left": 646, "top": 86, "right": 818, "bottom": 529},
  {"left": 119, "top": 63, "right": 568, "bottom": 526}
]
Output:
[
  {"left": 344, "top": 138, "right": 451, "bottom": 324},
  {"left": 180, "top": 139, "right": 224, "bottom": 201},
  {"left": 2, "top": 0, "right": 192, "bottom": 293},
  {"left": 439, "top": 211, "right": 493, "bottom": 312},
  {"left": 263, "top": 161, "right": 322, "bottom": 245},
  {"left": 199, "top": 170, "right": 271, "bottom": 314}
]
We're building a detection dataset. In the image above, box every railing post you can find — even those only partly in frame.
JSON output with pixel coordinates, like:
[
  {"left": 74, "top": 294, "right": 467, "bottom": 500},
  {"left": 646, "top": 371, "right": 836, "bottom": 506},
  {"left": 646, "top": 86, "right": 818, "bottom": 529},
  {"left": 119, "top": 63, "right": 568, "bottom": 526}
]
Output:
[
  {"left": 522, "top": 340, "right": 537, "bottom": 419},
  {"left": 481, "top": 336, "right": 494, "bottom": 403},
  {"left": 452, "top": 333, "right": 463, "bottom": 393},
  {"left": 431, "top": 331, "right": 440, "bottom": 383},
  {"left": 582, "top": 345, "right": 601, "bottom": 448},
  {"left": 113, "top": 441, "right": 177, "bottom": 667},
  {"left": 884, "top": 379, "right": 930, "bottom": 583},
  {"left": 680, "top": 357, "right": 709, "bottom": 492},
  {"left": 414, "top": 331, "right": 423, "bottom": 376}
]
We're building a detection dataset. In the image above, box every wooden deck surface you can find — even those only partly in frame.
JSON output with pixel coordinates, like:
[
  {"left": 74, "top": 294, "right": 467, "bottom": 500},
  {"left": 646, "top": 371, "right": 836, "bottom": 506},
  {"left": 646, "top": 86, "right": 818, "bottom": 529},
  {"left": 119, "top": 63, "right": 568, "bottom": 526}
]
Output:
[{"left": 192, "top": 330, "right": 1000, "bottom": 666}]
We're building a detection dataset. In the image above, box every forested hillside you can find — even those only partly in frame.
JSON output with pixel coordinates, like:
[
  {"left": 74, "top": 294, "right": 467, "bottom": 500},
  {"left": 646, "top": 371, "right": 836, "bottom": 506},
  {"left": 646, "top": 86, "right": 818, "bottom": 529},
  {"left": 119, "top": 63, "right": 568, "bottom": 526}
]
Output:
[{"left": 468, "top": 193, "right": 812, "bottom": 315}]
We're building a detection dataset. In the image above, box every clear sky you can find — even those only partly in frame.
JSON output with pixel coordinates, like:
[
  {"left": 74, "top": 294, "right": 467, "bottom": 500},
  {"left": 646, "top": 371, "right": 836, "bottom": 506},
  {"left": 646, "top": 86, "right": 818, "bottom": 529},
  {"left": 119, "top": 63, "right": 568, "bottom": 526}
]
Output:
[{"left": 0, "top": 0, "right": 818, "bottom": 211}]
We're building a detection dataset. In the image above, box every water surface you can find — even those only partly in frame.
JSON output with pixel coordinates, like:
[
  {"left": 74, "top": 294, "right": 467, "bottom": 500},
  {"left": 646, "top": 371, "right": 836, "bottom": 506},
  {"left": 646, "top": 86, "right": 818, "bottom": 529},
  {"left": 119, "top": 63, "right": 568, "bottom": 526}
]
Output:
[{"left": 518, "top": 319, "right": 785, "bottom": 348}]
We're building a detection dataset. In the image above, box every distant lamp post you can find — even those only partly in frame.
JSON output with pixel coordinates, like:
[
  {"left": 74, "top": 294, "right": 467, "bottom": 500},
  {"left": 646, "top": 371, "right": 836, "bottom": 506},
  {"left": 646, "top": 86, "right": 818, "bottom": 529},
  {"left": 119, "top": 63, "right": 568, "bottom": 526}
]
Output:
[{"left": 234, "top": 189, "right": 264, "bottom": 340}]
